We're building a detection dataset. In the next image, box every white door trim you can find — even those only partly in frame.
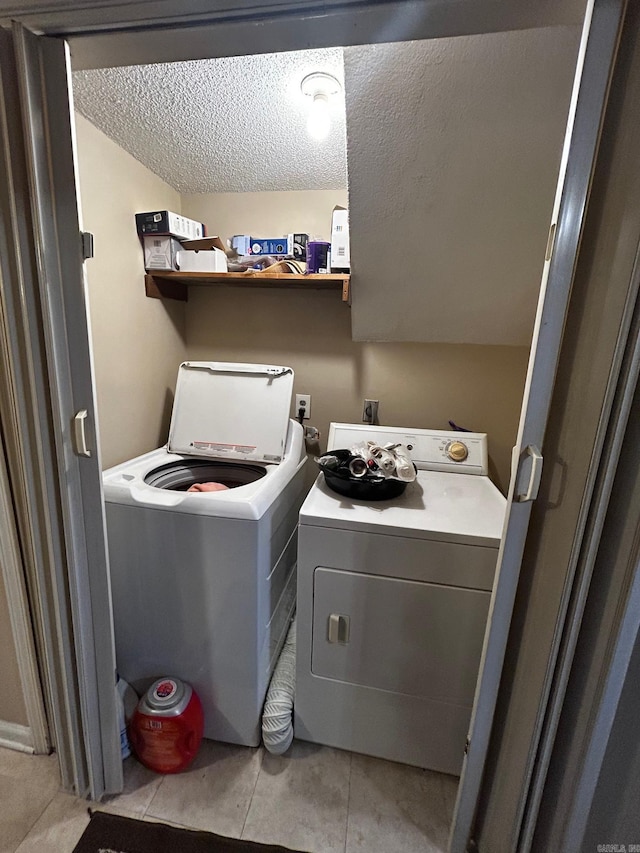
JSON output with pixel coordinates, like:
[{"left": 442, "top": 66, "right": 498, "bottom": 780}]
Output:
[
  {"left": 0, "top": 24, "right": 121, "bottom": 798},
  {"left": 0, "top": 431, "right": 49, "bottom": 754},
  {"left": 0, "top": 25, "right": 88, "bottom": 792},
  {"left": 13, "top": 23, "right": 122, "bottom": 797},
  {"left": 0, "top": 722, "right": 36, "bottom": 753}
]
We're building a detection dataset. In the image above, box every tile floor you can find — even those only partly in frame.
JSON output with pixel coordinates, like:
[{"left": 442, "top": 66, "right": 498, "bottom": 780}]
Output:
[{"left": 1, "top": 740, "right": 458, "bottom": 853}]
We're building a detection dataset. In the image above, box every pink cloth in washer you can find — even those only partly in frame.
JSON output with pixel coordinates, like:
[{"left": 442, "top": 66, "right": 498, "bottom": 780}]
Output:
[{"left": 187, "top": 482, "right": 230, "bottom": 493}]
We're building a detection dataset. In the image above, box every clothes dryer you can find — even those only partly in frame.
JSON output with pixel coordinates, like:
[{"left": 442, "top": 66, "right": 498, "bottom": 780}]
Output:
[
  {"left": 295, "top": 423, "right": 506, "bottom": 774},
  {"left": 103, "top": 362, "right": 306, "bottom": 747}
]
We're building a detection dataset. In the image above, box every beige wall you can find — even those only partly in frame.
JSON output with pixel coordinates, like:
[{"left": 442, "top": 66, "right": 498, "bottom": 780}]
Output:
[
  {"left": 181, "top": 190, "right": 528, "bottom": 491},
  {"left": 345, "top": 27, "right": 580, "bottom": 345},
  {"left": 183, "top": 289, "right": 527, "bottom": 492},
  {"left": 0, "top": 571, "right": 28, "bottom": 726},
  {"left": 75, "top": 113, "right": 187, "bottom": 469},
  {"left": 180, "top": 191, "right": 528, "bottom": 491},
  {"left": 181, "top": 189, "right": 348, "bottom": 245},
  {"left": 77, "top": 138, "right": 528, "bottom": 489}
]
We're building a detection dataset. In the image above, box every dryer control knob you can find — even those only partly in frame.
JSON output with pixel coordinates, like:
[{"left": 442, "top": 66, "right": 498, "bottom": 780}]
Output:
[{"left": 446, "top": 440, "right": 469, "bottom": 462}]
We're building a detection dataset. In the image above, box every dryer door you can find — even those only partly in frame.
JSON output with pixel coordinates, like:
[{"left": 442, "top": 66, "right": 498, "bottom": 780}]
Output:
[{"left": 312, "top": 568, "right": 490, "bottom": 707}]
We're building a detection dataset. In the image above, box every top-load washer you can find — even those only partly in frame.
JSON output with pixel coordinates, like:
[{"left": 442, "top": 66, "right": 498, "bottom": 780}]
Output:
[
  {"left": 103, "top": 362, "right": 307, "bottom": 747},
  {"left": 295, "top": 423, "right": 506, "bottom": 775}
]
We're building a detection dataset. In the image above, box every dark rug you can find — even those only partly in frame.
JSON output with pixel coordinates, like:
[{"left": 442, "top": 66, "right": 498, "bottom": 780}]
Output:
[{"left": 73, "top": 811, "right": 306, "bottom": 853}]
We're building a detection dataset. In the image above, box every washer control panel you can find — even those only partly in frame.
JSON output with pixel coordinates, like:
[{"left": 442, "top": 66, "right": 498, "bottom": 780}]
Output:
[{"left": 327, "top": 423, "right": 488, "bottom": 475}]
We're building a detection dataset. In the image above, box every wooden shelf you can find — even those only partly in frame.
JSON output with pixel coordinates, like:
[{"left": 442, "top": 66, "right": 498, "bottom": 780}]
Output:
[{"left": 145, "top": 271, "right": 350, "bottom": 303}]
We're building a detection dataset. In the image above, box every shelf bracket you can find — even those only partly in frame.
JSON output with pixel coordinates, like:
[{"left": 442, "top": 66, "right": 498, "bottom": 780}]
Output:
[{"left": 145, "top": 274, "right": 188, "bottom": 302}]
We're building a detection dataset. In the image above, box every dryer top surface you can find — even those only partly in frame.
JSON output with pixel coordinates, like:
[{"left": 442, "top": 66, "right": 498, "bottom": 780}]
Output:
[{"left": 300, "top": 468, "right": 506, "bottom": 547}]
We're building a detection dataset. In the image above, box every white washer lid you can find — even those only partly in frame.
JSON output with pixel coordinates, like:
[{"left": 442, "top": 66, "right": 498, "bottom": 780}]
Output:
[{"left": 167, "top": 361, "right": 294, "bottom": 464}]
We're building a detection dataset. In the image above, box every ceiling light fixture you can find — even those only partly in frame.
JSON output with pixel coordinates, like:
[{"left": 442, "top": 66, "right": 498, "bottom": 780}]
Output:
[{"left": 301, "top": 72, "right": 342, "bottom": 141}]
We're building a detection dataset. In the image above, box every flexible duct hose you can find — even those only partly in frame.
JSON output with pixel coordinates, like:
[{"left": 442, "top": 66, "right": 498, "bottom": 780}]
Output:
[{"left": 262, "top": 618, "right": 296, "bottom": 754}]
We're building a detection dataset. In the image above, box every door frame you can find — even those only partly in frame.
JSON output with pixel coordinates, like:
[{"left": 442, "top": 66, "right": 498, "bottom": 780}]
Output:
[
  {"left": 0, "top": 0, "right": 627, "bottom": 834},
  {"left": 528, "top": 242, "right": 640, "bottom": 851},
  {"left": 478, "top": 6, "right": 640, "bottom": 844},
  {"left": 0, "top": 428, "right": 48, "bottom": 753},
  {"left": 0, "top": 0, "right": 585, "bottom": 70},
  {"left": 450, "top": 0, "right": 627, "bottom": 849},
  {"left": 0, "top": 24, "right": 122, "bottom": 798}
]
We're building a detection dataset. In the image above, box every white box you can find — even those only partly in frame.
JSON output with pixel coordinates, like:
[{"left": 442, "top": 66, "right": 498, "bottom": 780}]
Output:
[
  {"left": 143, "top": 235, "right": 182, "bottom": 270},
  {"left": 330, "top": 207, "right": 350, "bottom": 271},
  {"left": 175, "top": 248, "right": 227, "bottom": 272},
  {"left": 143, "top": 235, "right": 227, "bottom": 272}
]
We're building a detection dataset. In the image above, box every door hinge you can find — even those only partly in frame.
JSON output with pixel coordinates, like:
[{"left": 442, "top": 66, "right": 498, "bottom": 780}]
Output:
[
  {"left": 464, "top": 736, "right": 470, "bottom": 755},
  {"left": 81, "top": 231, "right": 94, "bottom": 261}
]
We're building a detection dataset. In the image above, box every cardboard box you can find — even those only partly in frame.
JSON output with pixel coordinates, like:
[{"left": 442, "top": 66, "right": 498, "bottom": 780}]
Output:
[
  {"left": 180, "top": 237, "right": 226, "bottom": 253},
  {"left": 143, "top": 235, "right": 227, "bottom": 271},
  {"left": 287, "top": 233, "right": 309, "bottom": 261},
  {"left": 231, "top": 234, "right": 309, "bottom": 258},
  {"left": 230, "top": 235, "right": 252, "bottom": 255},
  {"left": 136, "top": 210, "right": 205, "bottom": 240},
  {"left": 143, "top": 235, "right": 183, "bottom": 270},
  {"left": 330, "top": 207, "right": 350, "bottom": 271},
  {"left": 249, "top": 238, "right": 289, "bottom": 256},
  {"left": 176, "top": 248, "right": 227, "bottom": 272}
]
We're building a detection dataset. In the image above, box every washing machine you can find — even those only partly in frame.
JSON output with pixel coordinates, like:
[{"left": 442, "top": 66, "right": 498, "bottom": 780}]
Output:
[
  {"left": 295, "top": 423, "right": 506, "bottom": 775},
  {"left": 103, "top": 362, "right": 307, "bottom": 747}
]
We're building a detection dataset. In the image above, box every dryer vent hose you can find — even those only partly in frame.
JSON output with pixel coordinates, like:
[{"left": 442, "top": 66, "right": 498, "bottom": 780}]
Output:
[{"left": 262, "top": 618, "right": 296, "bottom": 754}]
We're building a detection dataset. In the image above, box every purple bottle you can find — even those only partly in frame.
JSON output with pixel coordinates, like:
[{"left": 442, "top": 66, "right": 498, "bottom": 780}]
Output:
[{"left": 306, "top": 241, "right": 331, "bottom": 274}]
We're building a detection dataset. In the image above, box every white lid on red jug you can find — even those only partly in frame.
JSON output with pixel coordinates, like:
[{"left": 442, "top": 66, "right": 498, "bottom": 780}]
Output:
[
  {"left": 141, "top": 677, "right": 193, "bottom": 715},
  {"left": 167, "top": 362, "right": 294, "bottom": 465}
]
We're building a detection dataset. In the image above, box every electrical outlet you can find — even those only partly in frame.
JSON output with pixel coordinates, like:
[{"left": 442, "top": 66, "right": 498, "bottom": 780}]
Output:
[
  {"left": 295, "top": 393, "right": 311, "bottom": 420},
  {"left": 363, "top": 399, "right": 379, "bottom": 424}
]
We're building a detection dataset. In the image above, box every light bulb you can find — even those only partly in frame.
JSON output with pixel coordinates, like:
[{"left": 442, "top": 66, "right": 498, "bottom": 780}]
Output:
[{"left": 307, "top": 92, "right": 330, "bottom": 140}]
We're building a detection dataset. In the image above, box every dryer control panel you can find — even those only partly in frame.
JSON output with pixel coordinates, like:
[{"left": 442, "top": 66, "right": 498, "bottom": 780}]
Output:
[{"left": 327, "top": 423, "right": 488, "bottom": 475}]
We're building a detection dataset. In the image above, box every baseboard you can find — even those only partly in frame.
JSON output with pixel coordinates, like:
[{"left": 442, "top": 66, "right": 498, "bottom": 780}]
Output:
[{"left": 0, "top": 720, "right": 34, "bottom": 753}]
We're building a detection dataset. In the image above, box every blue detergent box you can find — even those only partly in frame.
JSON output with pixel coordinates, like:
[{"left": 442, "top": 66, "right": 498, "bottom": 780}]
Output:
[
  {"left": 249, "top": 237, "right": 289, "bottom": 256},
  {"left": 231, "top": 235, "right": 307, "bottom": 257}
]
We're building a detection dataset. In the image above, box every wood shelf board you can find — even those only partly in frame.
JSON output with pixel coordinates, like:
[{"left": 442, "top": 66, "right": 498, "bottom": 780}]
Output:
[{"left": 145, "top": 271, "right": 350, "bottom": 302}]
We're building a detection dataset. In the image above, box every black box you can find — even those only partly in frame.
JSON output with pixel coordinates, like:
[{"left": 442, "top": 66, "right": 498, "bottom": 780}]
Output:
[{"left": 135, "top": 210, "right": 205, "bottom": 241}]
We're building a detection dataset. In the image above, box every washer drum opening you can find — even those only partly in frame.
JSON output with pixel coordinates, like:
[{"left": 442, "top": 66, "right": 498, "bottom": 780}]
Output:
[{"left": 144, "top": 459, "right": 267, "bottom": 491}]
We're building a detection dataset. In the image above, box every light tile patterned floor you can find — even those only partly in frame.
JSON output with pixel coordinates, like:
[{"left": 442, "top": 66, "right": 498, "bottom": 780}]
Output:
[{"left": 1, "top": 741, "right": 458, "bottom": 853}]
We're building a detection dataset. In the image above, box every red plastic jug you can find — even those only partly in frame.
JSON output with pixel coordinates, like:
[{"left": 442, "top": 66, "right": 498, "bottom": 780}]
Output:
[{"left": 129, "top": 677, "right": 203, "bottom": 773}]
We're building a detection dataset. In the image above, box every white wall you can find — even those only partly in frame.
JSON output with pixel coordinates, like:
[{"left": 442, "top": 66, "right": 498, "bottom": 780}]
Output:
[
  {"left": 345, "top": 26, "right": 581, "bottom": 345},
  {"left": 75, "top": 113, "right": 188, "bottom": 468}
]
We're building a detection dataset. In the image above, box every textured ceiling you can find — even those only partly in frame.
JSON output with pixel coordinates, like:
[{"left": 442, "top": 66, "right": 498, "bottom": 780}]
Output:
[{"left": 72, "top": 48, "right": 347, "bottom": 194}]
